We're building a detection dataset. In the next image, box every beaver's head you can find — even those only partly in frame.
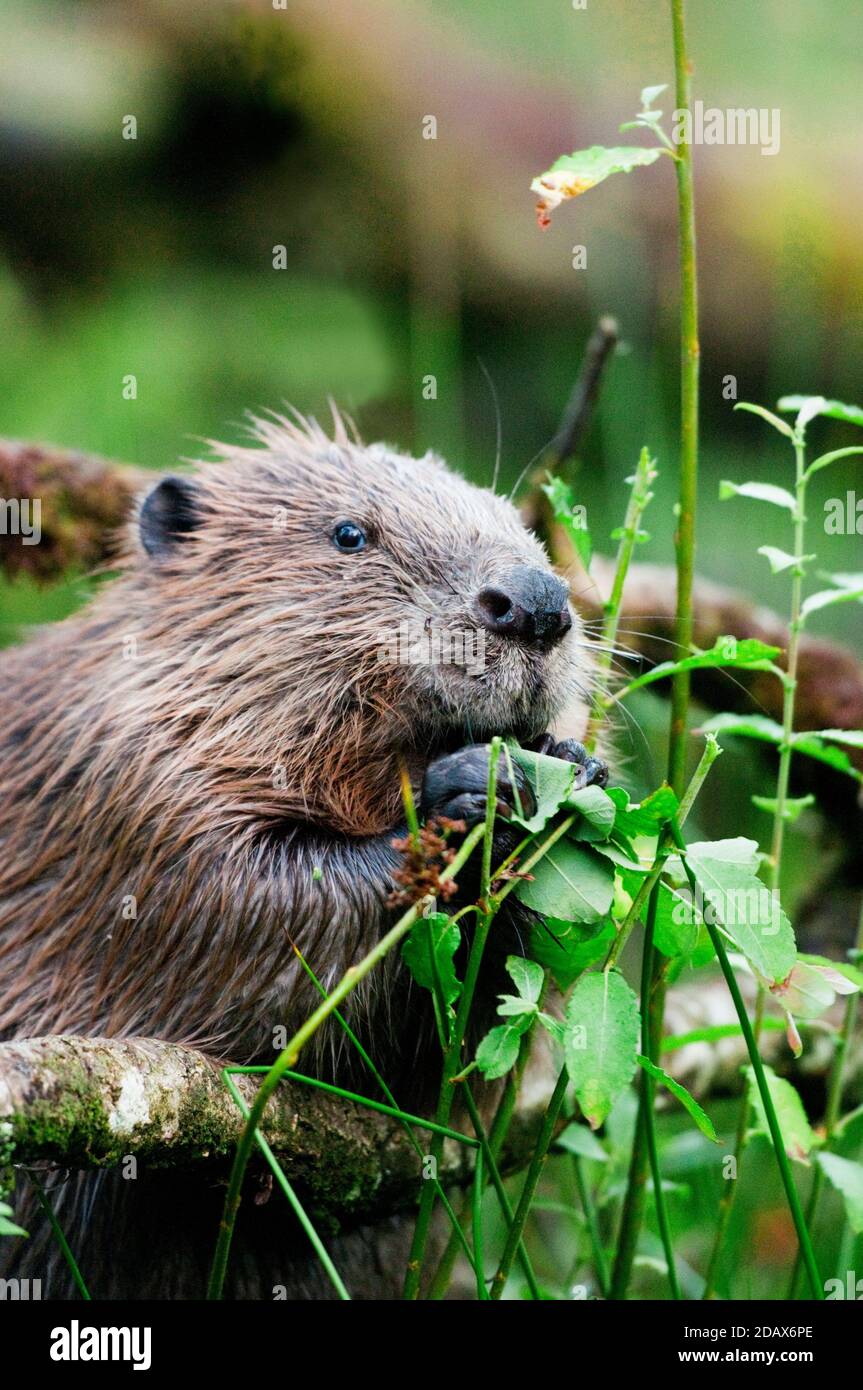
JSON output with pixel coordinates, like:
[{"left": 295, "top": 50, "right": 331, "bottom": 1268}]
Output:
[{"left": 131, "top": 412, "right": 591, "bottom": 832}]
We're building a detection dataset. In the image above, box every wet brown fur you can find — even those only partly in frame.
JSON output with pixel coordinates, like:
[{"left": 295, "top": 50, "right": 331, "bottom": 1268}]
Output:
[{"left": 0, "top": 411, "right": 594, "bottom": 1297}]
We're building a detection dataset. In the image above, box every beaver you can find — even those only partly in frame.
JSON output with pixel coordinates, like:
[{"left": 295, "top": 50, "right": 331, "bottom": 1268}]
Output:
[{"left": 0, "top": 410, "right": 606, "bottom": 1298}]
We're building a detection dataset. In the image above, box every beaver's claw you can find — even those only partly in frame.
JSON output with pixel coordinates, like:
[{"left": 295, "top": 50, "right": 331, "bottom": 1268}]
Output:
[
  {"left": 421, "top": 745, "right": 536, "bottom": 826},
  {"left": 527, "top": 733, "right": 609, "bottom": 790}
]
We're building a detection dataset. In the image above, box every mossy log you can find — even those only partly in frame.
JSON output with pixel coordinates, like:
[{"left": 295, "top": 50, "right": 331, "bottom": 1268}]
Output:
[{"left": 0, "top": 1035, "right": 551, "bottom": 1221}]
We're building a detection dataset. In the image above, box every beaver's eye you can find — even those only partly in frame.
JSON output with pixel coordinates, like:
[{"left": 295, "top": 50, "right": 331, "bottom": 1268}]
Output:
[{"left": 332, "top": 522, "right": 366, "bottom": 553}]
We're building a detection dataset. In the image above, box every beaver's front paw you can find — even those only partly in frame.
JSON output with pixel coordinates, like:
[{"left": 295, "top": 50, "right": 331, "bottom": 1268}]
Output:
[
  {"left": 527, "top": 733, "right": 609, "bottom": 790},
  {"left": 421, "top": 745, "right": 536, "bottom": 826}
]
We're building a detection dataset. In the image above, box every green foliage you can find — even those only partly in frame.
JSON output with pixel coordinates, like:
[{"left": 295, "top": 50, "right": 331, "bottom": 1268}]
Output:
[
  {"left": 635, "top": 1055, "right": 719, "bottom": 1142},
  {"left": 0, "top": 1200, "right": 27, "bottom": 1239},
  {"left": 815, "top": 1153, "right": 863, "bottom": 1233},
  {"left": 402, "top": 912, "right": 462, "bottom": 1010},
  {"left": 541, "top": 475, "right": 591, "bottom": 569},
  {"left": 564, "top": 971, "right": 640, "bottom": 1130},
  {"left": 746, "top": 1064, "right": 816, "bottom": 1162}
]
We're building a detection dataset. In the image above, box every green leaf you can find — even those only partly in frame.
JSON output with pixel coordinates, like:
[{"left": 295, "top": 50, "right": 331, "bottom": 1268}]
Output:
[
  {"left": 653, "top": 878, "right": 700, "bottom": 959},
  {"left": 778, "top": 394, "right": 863, "bottom": 430},
  {"left": 700, "top": 713, "right": 863, "bottom": 781},
  {"left": 797, "top": 952, "right": 863, "bottom": 991},
  {"left": 815, "top": 1153, "right": 863, "bottom": 1232},
  {"left": 516, "top": 841, "right": 615, "bottom": 923},
  {"left": 0, "top": 1202, "right": 28, "bottom": 1239},
  {"left": 538, "top": 1012, "right": 565, "bottom": 1046},
  {"left": 476, "top": 1022, "right": 530, "bottom": 1080},
  {"left": 507, "top": 745, "right": 576, "bottom": 833},
  {"left": 719, "top": 478, "right": 797, "bottom": 512},
  {"left": 621, "top": 637, "right": 782, "bottom": 697},
  {"left": 504, "top": 954, "right": 545, "bottom": 1006},
  {"left": 529, "top": 916, "right": 615, "bottom": 990},
  {"left": 684, "top": 839, "right": 796, "bottom": 983},
  {"left": 555, "top": 1121, "right": 609, "bottom": 1162},
  {"left": 801, "top": 584, "right": 863, "bottom": 620},
  {"left": 564, "top": 970, "right": 640, "bottom": 1129},
  {"left": 818, "top": 571, "right": 863, "bottom": 591},
  {"left": 613, "top": 784, "right": 679, "bottom": 839},
  {"left": 733, "top": 402, "right": 795, "bottom": 438},
  {"left": 531, "top": 146, "right": 666, "bottom": 225},
  {"left": 758, "top": 545, "right": 813, "bottom": 575},
  {"left": 541, "top": 475, "right": 591, "bottom": 569},
  {"left": 636, "top": 1055, "right": 719, "bottom": 1142},
  {"left": 746, "top": 1064, "right": 816, "bottom": 1161},
  {"left": 401, "top": 913, "right": 462, "bottom": 1008},
  {"left": 639, "top": 83, "right": 669, "bottom": 110},
  {"left": 566, "top": 783, "right": 617, "bottom": 839},
  {"left": 804, "top": 446, "right": 863, "bottom": 482},
  {"left": 813, "top": 728, "right": 863, "bottom": 749},
  {"left": 752, "top": 793, "right": 815, "bottom": 823}
]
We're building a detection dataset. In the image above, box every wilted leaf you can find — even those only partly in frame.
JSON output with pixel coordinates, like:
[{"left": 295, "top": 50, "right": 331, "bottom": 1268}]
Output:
[
  {"left": 719, "top": 479, "right": 797, "bottom": 512},
  {"left": 564, "top": 970, "right": 640, "bottom": 1129},
  {"left": 531, "top": 146, "right": 665, "bottom": 228},
  {"left": 516, "top": 841, "right": 615, "bottom": 923},
  {"left": 636, "top": 1054, "right": 719, "bottom": 1142}
]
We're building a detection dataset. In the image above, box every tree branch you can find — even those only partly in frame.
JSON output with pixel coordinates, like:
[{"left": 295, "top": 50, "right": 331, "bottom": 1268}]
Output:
[{"left": 0, "top": 1035, "right": 552, "bottom": 1220}]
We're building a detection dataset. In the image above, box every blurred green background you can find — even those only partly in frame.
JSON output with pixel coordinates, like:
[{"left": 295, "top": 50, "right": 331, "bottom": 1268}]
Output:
[{"left": 1, "top": 0, "right": 861, "bottom": 1298}]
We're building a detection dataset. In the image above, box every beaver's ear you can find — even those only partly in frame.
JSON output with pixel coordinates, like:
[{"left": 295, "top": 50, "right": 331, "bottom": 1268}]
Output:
[{"left": 139, "top": 476, "right": 202, "bottom": 557}]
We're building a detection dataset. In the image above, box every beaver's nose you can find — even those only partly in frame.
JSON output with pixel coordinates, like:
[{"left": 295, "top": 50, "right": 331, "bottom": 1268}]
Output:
[{"left": 476, "top": 567, "right": 572, "bottom": 648}]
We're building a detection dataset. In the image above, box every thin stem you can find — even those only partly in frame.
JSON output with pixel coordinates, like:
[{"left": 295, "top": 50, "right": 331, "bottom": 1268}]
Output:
[
  {"left": 426, "top": 1017, "right": 536, "bottom": 1298},
  {"left": 462, "top": 1084, "right": 541, "bottom": 1299},
  {"left": 584, "top": 446, "right": 657, "bottom": 752},
  {"left": 207, "top": 818, "right": 486, "bottom": 1300},
  {"left": 489, "top": 1065, "right": 570, "bottom": 1298},
  {"left": 608, "top": 739, "right": 718, "bottom": 1297},
  {"left": 402, "top": 740, "right": 503, "bottom": 1298},
  {"left": 611, "top": 0, "right": 700, "bottom": 1298},
  {"left": 702, "top": 437, "right": 808, "bottom": 1299},
  {"left": 27, "top": 1171, "right": 91, "bottom": 1300},
  {"left": 788, "top": 899, "right": 863, "bottom": 1297},
  {"left": 572, "top": 1156, "right": 609, "bottom": 1297},
  {"left": 667, "top": 0, "right": 700, "bottom": 799},
  {"left": 669, "top": 819, "right": 823, "bottom": 1299},
  {"left": 640, "top": 890, "right": 681, "bottom": 1298},
  {"left": 222, "top": 1071, "right": 350, "bottom": 1300}
]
